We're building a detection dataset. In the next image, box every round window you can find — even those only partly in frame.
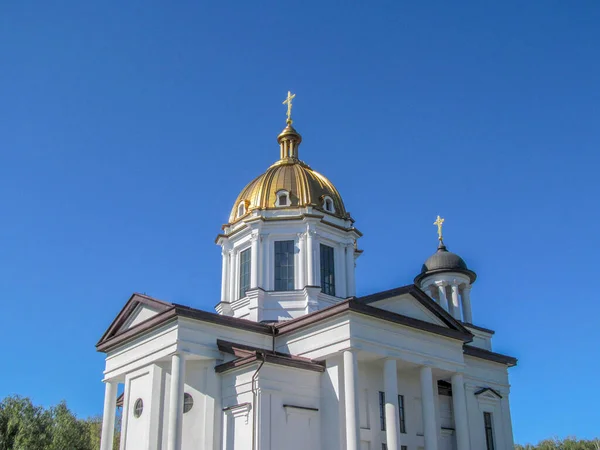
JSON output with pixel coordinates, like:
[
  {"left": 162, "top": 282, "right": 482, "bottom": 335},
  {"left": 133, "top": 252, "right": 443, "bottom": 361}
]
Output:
[
  {"left": 183, "top": 393, "right": 194, "bottom": 414},
  {"left": 133, "top": 398, "right": 143, "bottom": 418}
]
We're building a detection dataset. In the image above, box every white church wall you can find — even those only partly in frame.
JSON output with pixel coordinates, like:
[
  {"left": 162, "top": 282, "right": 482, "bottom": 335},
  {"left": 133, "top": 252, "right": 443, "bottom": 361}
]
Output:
[
  {"left": 258, "top": 365, "right": 321, "bottom": 450},
  {"left": 120, "top": 365, "right": 156, "bottom": 450},
  {"left": 179, "top": 360, "right": 222, "bottom": 450},
  {"left": 464, "top": 326, "right": 493, "bottom": 351},
  {"left": 277, "top": 313, "right": 465, "bottom": 372},
  {"left": 104, "top": 322, "right": 178, "bottom": 380},
  {"left": 320, "top": 354, "right": 344, "bottom": 450},
  {"left": 177, "top": 318, "right": 272, "bottom": 356},
  {"left": 463, "top": 356, "right": 513, "bottom": 450}
]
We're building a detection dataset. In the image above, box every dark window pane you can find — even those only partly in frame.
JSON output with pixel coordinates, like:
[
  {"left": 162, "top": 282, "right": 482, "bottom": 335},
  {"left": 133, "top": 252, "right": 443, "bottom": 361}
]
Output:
[
  {"left": 379, "top": 391, "right": 386, "bottom": 431},
  {"left": 398, "top": 394, "right": 406, "bottom": 433},
  {"left": 239, "top": 248, "right": 251, "bottom": 299},
  {"left": 484, "top": 412, "right": 495, "bottom": 450},
  {"left": 274, "top": 240, "right": 295, "bottom": 291},
  {"left": 320, "top": 244, "right": 335, "bottom": 296},
  {"left": 279, "top": 195, "right": 287, "bottom": 206}
]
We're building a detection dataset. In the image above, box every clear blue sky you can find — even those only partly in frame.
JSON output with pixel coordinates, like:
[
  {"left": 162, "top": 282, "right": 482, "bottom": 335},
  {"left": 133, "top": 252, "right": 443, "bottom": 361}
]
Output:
[{"left": 1, "top": 1, "right": 598, "bottom": 445}]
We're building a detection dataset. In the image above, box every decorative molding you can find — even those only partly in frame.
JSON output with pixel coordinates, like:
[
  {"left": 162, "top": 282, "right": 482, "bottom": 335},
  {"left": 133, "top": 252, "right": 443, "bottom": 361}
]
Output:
[{"left": 222, "top": 402, "right": 251, "bottom": 424}]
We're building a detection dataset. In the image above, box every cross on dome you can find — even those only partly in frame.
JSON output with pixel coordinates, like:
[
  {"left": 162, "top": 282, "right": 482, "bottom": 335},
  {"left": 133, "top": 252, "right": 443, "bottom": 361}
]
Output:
[
  {"left": 434, "top": 215, "right": 445, "bottom": 242},
  {"left": 282, "top": 91, "right": 296, "bottom": 124}
]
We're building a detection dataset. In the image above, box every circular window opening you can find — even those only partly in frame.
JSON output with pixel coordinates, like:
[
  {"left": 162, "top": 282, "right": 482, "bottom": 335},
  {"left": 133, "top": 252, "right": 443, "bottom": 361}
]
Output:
[
  {"left": 133, "top": 398, "right": 143, "bottom": 418},
  {"left": 183, "top": 393, "right": 194, "bottom": 413}
]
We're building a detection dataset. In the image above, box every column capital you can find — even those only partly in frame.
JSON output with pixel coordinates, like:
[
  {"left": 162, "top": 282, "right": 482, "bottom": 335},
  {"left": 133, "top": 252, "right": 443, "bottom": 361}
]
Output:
[
  {"left": 434, "top": 280, "right": 448, "bottom": 287},
  {"left": 462, "top": 284, "right": 472, "bottom": 292},
  {"left": 250, "top": 229, "right": 260, "bottom": 240},
  {"left": 340, "top": 347, "right": 361, "bottom": 355}
]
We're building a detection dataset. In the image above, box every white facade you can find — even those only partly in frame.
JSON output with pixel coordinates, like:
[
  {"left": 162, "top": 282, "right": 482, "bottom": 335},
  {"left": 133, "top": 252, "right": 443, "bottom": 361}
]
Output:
[{"left": 97, "top": 119, "right": 517, "bottom": 450}]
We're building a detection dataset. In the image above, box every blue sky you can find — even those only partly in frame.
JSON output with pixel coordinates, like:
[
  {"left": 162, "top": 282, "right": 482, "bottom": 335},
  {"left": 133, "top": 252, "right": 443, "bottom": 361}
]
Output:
[{"left": 1, "top": 1, "right": 598, "bottom": 445}]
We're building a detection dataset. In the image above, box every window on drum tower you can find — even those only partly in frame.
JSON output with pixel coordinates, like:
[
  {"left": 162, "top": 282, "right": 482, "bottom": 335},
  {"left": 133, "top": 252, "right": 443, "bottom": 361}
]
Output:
[
  {"left": 320, "top": 244, "right": 335, "bottom": 296},
  {"left": 484, "top": 412, "right": 495, "bottom": 450},
  {"left": 239, "top": 248, "right": 251, "bottom": 298},
  {"left": 274, "top": 240, "right": 295, "bottom": 291}
]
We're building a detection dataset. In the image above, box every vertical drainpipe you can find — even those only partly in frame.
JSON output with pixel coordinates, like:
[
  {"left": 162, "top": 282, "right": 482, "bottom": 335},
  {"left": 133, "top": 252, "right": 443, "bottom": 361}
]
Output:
[{"left": 251, "top": 325, "right": 277, "bottom": 450}]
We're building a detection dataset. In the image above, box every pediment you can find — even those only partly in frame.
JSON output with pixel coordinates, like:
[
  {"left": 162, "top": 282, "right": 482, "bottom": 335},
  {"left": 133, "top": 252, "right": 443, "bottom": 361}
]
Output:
[
  {"left": 367, "top": 293, "right": 447, "bottom": 327},
  {"left": 475, "top": 387, "right": 503, "bottom": 400},
  {"left": 96, "top": 293, "right": 174, "bottom": 347},
  {"left": 356, "top": 285, "right": 469, "bottom": 334},
  {"left": 118, "top": 303, "right": 163, "bottom": 332}
]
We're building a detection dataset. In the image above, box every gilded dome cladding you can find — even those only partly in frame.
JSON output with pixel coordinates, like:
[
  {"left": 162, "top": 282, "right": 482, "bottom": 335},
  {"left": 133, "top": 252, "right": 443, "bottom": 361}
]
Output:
[{"left": 228, "top": 159, "right": 348, "bottom": 224}]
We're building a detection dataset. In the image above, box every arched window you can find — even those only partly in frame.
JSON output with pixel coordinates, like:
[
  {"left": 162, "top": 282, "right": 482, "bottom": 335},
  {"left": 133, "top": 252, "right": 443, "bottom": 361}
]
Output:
[
  {"left": 275, "top": 190, "right": 290, "bottom": 207},
  {"left": 237, "top": 202, "right": 246, "bottom": 218},
  {"left": 183, "top": 393, "right": 194, "bottom": 413},
  {"left": 322, "top": 196, "right": 335, "bottom": 213}
]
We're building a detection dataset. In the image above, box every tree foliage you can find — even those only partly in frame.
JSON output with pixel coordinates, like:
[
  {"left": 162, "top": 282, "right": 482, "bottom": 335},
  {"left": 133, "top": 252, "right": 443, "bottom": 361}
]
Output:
[
  {"left": 516, "top": 438, "right": 600, "bottom": 450},
  {"left": 0, "top": 396, "right": 119, "bottom": 450}
]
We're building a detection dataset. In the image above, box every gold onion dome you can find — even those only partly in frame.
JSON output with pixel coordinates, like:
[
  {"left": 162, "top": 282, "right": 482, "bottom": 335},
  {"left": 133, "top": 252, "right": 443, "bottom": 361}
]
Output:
[{"left": 228, "top": 122, "right": 350, "bottom": 224}]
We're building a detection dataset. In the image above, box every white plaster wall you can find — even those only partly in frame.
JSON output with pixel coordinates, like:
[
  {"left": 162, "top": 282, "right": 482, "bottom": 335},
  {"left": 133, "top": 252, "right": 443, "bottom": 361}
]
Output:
[
  {"left": 463, "top": 356, "right": 513, "bottom": 450},
  {"left": 121, "top": 369, "right": 152, "bottom": 450}
]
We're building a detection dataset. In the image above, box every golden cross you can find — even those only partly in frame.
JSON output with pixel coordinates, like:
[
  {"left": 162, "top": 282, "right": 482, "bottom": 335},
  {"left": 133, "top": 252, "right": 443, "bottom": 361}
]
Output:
[
  {"left": 282, "top": 91, "right": 296, "bottom": 124},
  {"left": 433, "top": 215, "right": 445, "bottom": 241}
]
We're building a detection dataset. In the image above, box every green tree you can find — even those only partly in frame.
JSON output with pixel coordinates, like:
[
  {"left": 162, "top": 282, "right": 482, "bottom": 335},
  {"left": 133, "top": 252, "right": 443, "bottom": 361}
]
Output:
[
  {"left": 516, "top": 437, "right": 600, "bottom": 450},
  {"left": 0, "top": 395, "right": 120, "bottom": 450}
]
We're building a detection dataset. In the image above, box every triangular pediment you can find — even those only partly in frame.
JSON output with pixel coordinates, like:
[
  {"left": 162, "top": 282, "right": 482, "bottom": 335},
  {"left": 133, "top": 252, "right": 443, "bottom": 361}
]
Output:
[
  {"left": 118, "top": 303, "right": 163, "bottom": 332},
  {"left": 356, "top": 285, "right": 469, "bottom": 333},
  {"left": 96, "top": 293, "right": 174, "bottom": 347},
  {"left": 475, "top": 387, "right": 503, "bottom": 400},
  {"left": 367, "top": 292, "right": 447, "bottom": 326}
]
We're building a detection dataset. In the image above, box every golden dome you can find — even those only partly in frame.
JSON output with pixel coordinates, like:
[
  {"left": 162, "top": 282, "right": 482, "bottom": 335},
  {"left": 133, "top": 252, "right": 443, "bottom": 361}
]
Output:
[{"left": 228, "top": 123, "right": 349, "bottom": 224}]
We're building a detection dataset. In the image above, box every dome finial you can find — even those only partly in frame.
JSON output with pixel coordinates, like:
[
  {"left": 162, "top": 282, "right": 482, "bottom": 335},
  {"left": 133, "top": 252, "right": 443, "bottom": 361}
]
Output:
[
  {"left": 283, "top": 91, "right": 296, "bottom": 125},
  {"left": 434, "top": 215, "right": 445, "bottom": 243},
  {"left": 277, "top": 91, "right": 302, "bottom": 160}
]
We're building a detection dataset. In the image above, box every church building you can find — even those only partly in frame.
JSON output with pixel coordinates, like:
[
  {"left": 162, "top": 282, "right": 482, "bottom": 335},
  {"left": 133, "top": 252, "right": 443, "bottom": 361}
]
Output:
[{"left": 97, "top": 93, "right": 517, "bottom": 450}]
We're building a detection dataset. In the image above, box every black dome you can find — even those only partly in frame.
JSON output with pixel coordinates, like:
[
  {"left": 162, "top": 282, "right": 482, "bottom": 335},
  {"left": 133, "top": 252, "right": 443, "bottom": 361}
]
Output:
[{"left": 414, "top": 242, "right": 476, "bottom": 284}]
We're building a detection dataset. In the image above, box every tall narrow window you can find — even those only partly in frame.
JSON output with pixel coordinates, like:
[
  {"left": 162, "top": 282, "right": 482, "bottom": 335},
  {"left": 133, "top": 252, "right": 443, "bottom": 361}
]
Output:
[
  {"left": 274, "top": 240, "right": 295, "bottom": 291},
  {"left": 398, "top": 394, "right": 406, "bottom": 433},
  {"left": 378, "top": 391, "right": 386, "bottom": 431},
  {"left": 239, "top": 248, "right": 251, "bottom": 298},
  {"left": 320, "top": 244, "right": 335, "bottom": 296},
  {"left": 483, "top": 412, "right": 495, "bottom": 450}
]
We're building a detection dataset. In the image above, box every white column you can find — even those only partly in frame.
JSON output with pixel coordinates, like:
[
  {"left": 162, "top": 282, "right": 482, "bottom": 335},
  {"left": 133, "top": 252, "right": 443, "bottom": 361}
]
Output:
[
  {"left": 451, "top": 373, "right": 470, "bottom": 450},
  {"left": 336, "top": 243, "right": 347, "bottom": 298},
  {"left": 220, "top": 248, "right": 229, "bottom": 303},
  {"left": 306, "top": 227, "right": 315, "bottom": 286},
  {"left": 451, "top": 283, "right": 461, "bottom": 320},
  {"left": 461, "top": 286, "right": 473, "bottom": 323},
  {"left": 258, "top": 234, "right": 267, "bottom": 288},
  {"left": 343, "top": 350, "right": 360, "bottom": 450},
  {"left": 297, "top": 233, "right": 306, "bottom": 289},
  {"left": 229, "top": 250, "right": 237, "bottom": 301},
  {"left": 436, "top": 282, "right": 449, "bottom": 311},
  {"left": 345, "top": 243, "right": 356, "bottom": 297},
  {"left": 100, "top": 381, "right": 117, "bottom": 450},
  {"left": 384, "top": 359, "right": 401, "bottom": 450},
  {"left": 167, "top": 353, "right": 186, "bottom": 450},
  {"left": 250, "top": 231, "right": 259, "bottom": 289},
  {"left": 420, "top": 366, "right": 438, "bottom": 450}
]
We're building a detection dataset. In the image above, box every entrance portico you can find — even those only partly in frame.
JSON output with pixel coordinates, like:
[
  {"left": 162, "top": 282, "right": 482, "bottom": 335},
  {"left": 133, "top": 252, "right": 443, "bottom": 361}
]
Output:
[{"left": 338, "top": 345, "right": 472, "bottom": 450}]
